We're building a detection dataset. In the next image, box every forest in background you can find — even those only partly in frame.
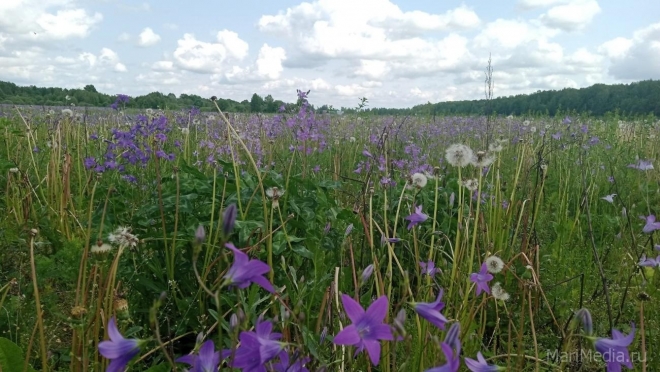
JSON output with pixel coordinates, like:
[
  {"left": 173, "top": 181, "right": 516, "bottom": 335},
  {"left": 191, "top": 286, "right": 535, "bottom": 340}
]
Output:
[{"left": 1, "top": 79, "right": 659, "bottom": 117}]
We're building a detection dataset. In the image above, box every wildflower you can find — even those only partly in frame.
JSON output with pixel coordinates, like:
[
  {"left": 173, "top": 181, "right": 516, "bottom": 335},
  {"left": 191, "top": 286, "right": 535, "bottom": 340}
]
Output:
[
  {"left": 640, "top": 215, "right": 660, "bottom": 233},
  {"left": 195, "top": 225, "right": 206, "bottom": 245},
  {"left": 230, "top": 317, "right": 285, "bottom": 370},
  {"left": 472, "top": 151, "right": 495, "bottom": 168},
  {"left": 425, "top": 322, "right": 461, "bottom": 372},
  {"left": 176, "top": 340, "right": 221, "bottom": 372},
  {"left": 411, "top": 173, "right": 428, "bottom": 189},
  {"left": 593, "top": 323, "right": 636, "bottom": 371},
  {"left": 470, "top": 262, "right": 494, "bottom": 296},
  {"left": 465, "top": 351, "right": 504, "bottom": 372},
  {"left": 181, "top": 127, "right": 190, "bottom": 135},
  {"left": 445, "top": 144, "right": 474, "bottom": 168},
  {"left": 272, "top": 350, "right": 310, "bottom": 372},
  {"left": 638, "top": 254, "right": 660, "bottom": 268},
  {"left": 392, "top": 309, "right": 406, "bottom": 338},
  {"left": 223, "top": 243, "right": 274, "bottom": 293},
  {"left": 404, "top": 205, "right": 428, "bottom": 230},
  {"left": 360, "top": 264, "right": 375, "bottom": 285},
  {"left": 98, "top": 317, "right": 142, "bottom": 372},
  {"left": 419, "top": 260, "right": 440, "bottom": 276},
  {"left": 601, "top": 194, "right": 616, "bottom": 203},
  {"left": 412, "top": 289, "right": 448, "bottom": 330},
  {"left": 627, "top": 160, "right": 653, "bottom": 171},
  {"left": 62, "top": 108, "right": 73, "bottom": 116},
  {"left": 222, "top": 204, "right": 237, "bottom": 236},
  {"left": 574, "top": 308, "right": 593, "bottom": 335},
  {"left": 345, "top": 224, "right": 354, "bottom": 236},
  {"left": 485, "top": 256, "right": 504, "bottom": 274},
  {"left": 488, "top": 141, "right": 503, "bottom": 153},
  {"left": 108, "top": 226, "right": 139, "bottom": 248},
  {"left": 333, "top": 295, "right": 393, "bottom": 366},
  {"left": 363, "top": 149, "right": 373, "bottom": 158},
  {"left": 491, "top": 283, "right": 510, "bottom": 302}
]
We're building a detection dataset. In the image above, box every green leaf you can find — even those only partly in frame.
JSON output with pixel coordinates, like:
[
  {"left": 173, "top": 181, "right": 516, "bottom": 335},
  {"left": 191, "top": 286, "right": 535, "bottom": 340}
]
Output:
[
  {"left": 0, "top": 337, "right": 36, "bottom": 372},
  {"left": 291, "top": 245, "right": 314, "bottom": 259}
]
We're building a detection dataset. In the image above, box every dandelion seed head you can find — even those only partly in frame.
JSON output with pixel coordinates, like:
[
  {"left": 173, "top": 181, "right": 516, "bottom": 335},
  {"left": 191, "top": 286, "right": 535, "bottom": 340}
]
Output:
[
  {"left": 445, "top": 144, "right": 474, "bottom": 168},
  {"left": 491, "top": 282, "right": 509, "bottom": 301},
  {"left": 485, "top": 255, "right": 504, "bottom": 273},
  {"left": 411, "top": 172, "right": 428, "bottom": 189}
]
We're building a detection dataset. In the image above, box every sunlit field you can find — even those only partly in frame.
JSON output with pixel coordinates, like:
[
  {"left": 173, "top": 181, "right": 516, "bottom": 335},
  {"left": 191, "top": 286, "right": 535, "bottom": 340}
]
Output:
[{"left": 0, "top": 92, "right": 658, "bottom": 371}]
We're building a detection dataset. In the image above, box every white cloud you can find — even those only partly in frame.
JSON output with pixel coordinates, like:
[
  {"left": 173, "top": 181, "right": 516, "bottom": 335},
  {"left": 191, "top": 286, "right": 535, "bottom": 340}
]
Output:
[
  {"left": 539, "top": 0, "right": 601, "bottom": 31},
  {"left": 151, "top": 60, "right": 175, "bottom": 71},
  {"left": 36, "top": 9, "right": 103, "bottom": 39},
  {"left": 138, "top": 27, "right": 160, "bottom": 47},
  {"left": 114, "top": 62, "right": 127, "bottom": 72},
  {"left": 473, "top": 19, "right": 558, "bottom": 49},
  {"left": 173, "top": 31, "right": 248, "bottom": 73},
  {"left": 221, "top": 44, "right": 287, "bottom": 83},
  {"left": 258, "top": 0, "right": 479, "bottom": 64},
  {"left": 117, "top": 32, "right": 130, "bottom": 42},
  {"left": 606, "top": 23, "right": 660, "bottom": 80}
]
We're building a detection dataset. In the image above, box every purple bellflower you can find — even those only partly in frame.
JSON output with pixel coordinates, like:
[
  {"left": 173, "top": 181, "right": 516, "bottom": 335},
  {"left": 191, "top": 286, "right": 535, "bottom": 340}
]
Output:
[
  {"left": 223, "top": 243, "right": 274, "bottom": 293},
  {"left": 333, "top": 294, "right": 393, "bottom": 366},
  {"left": 425, "top": 322, "right": 461, "bottom": 372},
  {"left": 412, "top": 289, "right": 448, "bottom": 330},
  {"left": 98, "top": 317, "right": 142, "bottom": 372},
  {"left": 638, "top": 254, "right": 660, "bottom": 268},
  {"left": 470, "top": 262, "right": 494, "bottom": 296},
  {"left": 176, "top": 340, "right": 221, "bottom": 372},
  {"left": 229, "top": 317, "right": 285, "bottom": 371},
  {"left": 272, "top": 349, "right": 310, "bottom": 372},
  {"left": 593, "top": 323, "right": 636, "bottom": 371},
  {"left": 640, "top": 215, "right": 660, "bottom": 233},
  {"left": 465, "top": 352, "right": 504, "bottom": 372},
  {"left": 420, "top": 260, "right": 440, "bottom": 276},
  {"left": 405, "top": 205, "right": 428, "bottom": 230}
]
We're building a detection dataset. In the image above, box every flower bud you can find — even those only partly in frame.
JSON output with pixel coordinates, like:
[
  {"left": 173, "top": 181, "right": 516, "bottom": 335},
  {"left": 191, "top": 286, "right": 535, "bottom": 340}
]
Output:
[
  {"left": 360, "top": 264, "right": 374, "bottom": 285},
  {"left": 574, "top": 308, "right": 593, "bottom": 335},
  {"left": 195, "top": 225, "right": 205, "bottom": 245},
  {"left": 222, "top": 204, "right": 237, "bottom": 236}
]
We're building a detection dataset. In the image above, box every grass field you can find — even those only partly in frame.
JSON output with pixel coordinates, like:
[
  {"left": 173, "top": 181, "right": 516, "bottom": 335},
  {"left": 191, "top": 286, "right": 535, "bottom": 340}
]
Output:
[{"left": 0, "top": 94, "right": 658, "bottom": 371}]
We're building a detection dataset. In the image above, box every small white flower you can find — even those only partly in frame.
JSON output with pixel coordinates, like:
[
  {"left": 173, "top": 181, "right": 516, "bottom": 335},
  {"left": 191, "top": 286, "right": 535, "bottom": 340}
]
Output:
[
  {"left": 486, "top": 255, "right": 505, "bottom": 274},
  {"left": 9, "top": 167, "right": 19, "bottom": 173},
  {"left": 492, "top": 282, "right": 510, "bottom": 301},
  {"left": 601, "top": 194, "right": 616, "bottom": 203},
  {"left": 530, "top": 126, "right": 537, "bottom": 133},
  {"left": 410, "top": 173, "right": 428, "bottom": 189}
]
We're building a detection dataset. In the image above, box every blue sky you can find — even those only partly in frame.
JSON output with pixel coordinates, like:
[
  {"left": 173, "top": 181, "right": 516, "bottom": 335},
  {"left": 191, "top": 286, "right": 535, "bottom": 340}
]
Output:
[{"left": 1, "top": 0, "right": 659, "bottom": 108}]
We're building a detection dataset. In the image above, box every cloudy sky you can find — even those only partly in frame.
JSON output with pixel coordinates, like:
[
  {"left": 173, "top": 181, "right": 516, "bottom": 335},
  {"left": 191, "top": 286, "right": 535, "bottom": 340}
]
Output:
[{"left": 1, "top": 0, "right": 659, "bottom": 108}]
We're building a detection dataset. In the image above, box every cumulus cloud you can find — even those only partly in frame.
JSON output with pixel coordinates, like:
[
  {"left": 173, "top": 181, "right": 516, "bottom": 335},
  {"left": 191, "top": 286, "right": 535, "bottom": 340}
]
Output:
[
  {"left": 258, "top": 0, "right": 479, "bottom": 67},
  {"left": 138, "top": 27, "right": 160, "bottom": 47},
  {"left": 173, "top": 30, "right": 248, "bottom": 73},
  {"left": 220, "top": 44, "right": 287, "bottom": 83},
  {"left": 606, "top": 23, "right": 660, "bottom": 80},
  {"left": 0, "top": 2, "right": 102, "bottom": 41},
  {"left": 539, "top": 0, "right": 601, "bottom": 31}
]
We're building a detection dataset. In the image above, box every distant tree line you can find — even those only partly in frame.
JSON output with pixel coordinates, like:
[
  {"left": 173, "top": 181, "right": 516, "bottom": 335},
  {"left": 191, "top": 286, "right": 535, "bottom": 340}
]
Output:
[
  {"left": 2, "top": 79, "right": 659, "bottom": 116},
  {"left": 362, "top": 80, "right": 660, "bottom": 117},
  {"left": 0, "top": 81, "right": 294, "bottom": 113}
]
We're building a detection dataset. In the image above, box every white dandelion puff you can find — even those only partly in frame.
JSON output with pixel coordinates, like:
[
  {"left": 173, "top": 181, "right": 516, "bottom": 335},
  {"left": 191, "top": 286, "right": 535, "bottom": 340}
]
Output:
[
  {"left": 62, "top": 109, "right": 73, "bottom": 117},
  {"left": 91, "top": 242, "right": 114, "bottom": 254},
  {"left": 461, "top": 178, "right": 479, "bottom": 192},
  {"left": 492, "top": 282, "right": 510, "bottom": 301},
  {"left": 108, "top": 226, "right": 139, "bottom": 248},
  {"left": 472, "top": 151, "right": 496, "bottom": 168},
  {"left": 445, "top": 144, "right": 474, "bottom": 168},
  {"left": 410, "top": 173, "right": 428, "bottom": 189},
  {"left": 486, "top": 255, "right": 505, "bottom": 274},
  {"left": 601, "top": 194, "right": 616, "bottom": 203},
  {"left": 181, "top": 127, "right": 190, "bottom": 135}
]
